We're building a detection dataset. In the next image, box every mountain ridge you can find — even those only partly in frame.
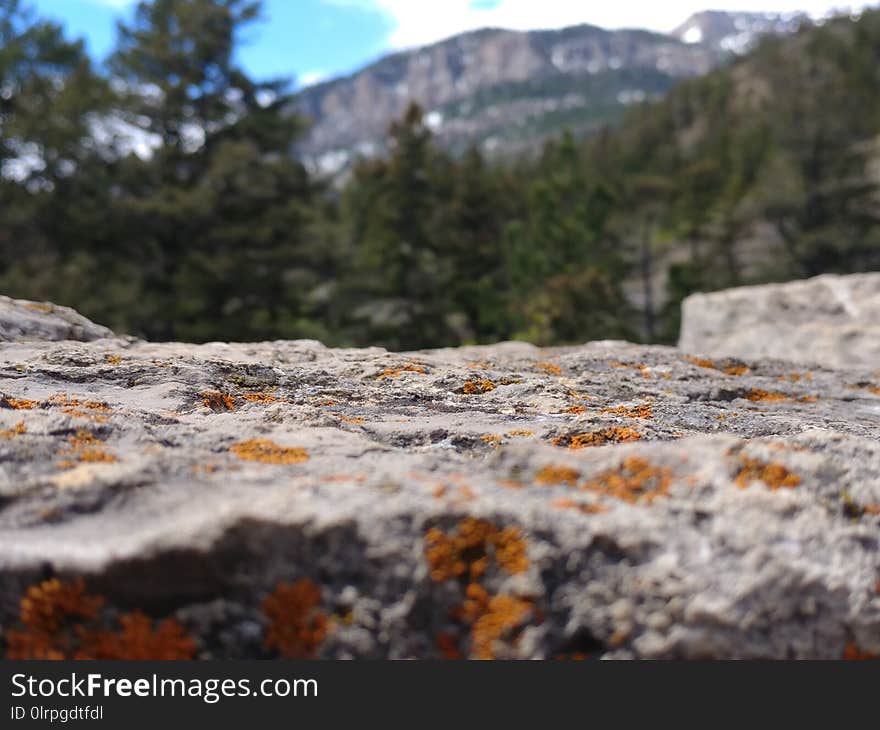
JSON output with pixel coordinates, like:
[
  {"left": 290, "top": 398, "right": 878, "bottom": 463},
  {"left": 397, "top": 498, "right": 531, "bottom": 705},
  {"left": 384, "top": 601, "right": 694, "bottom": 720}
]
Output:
[{"left": 291, "top": 10, "right": 811, "bottom": 174}]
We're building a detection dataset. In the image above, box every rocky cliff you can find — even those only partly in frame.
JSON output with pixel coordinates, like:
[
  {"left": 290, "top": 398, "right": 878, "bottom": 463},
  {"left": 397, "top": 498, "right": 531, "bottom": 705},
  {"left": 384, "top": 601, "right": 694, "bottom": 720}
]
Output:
[
  {"left": 292, "top": 11, "right": 808, "bottom": 174},
  {"left": 0, "top": 285, "right": 878, "bottom": 660}
]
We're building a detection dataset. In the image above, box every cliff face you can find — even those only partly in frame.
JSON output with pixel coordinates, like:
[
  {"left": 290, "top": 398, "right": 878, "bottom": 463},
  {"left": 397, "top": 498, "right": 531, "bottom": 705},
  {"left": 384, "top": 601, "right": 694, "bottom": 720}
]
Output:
[
  {"left": 291, "top": 12, "right": 807, "bottom": 173},
  {"left": 1, "top": 280, "right": 879, "bottom": 659}
]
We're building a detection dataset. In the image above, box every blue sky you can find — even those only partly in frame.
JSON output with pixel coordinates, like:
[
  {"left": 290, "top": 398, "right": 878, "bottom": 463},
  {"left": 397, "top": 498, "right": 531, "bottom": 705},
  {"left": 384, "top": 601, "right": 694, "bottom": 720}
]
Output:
[{"left": 32, "top": 1, "right": 875, "bottom": 88}]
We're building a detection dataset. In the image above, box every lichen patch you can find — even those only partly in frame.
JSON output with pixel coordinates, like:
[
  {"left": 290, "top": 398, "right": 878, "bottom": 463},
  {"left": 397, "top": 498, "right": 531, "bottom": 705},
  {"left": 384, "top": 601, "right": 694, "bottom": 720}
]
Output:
[
  {"left": 262, "top": 579, "right": 328, "bottom": 659},
  {"left": 230, "top": 439, "right": 309, "bottom": 465},
  {"left": 581, "top": 457, "right": 671, "bottom": 504},
  {"left": 734, "top": 458, "right": 801, "bottom": 490},
  {"left": 551, "top": 427, "right": 642, "bottom": 449}
]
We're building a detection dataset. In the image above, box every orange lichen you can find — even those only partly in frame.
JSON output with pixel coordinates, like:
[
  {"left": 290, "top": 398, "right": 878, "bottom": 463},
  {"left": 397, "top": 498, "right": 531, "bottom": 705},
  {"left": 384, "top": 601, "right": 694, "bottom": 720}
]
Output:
[
  {"left": 723, "top": 364, "right": 750, "bottom": 376},
  {"left": 601, "top": 404, "right": 654, "bottom": 419},
  {"left": 76, "top": 449, "right": 117, "bottom": 464},
  {"left": 564, "top": 405, "right": 587, "bottom": 414},
  {"left": 552, "top": 498, "right": 606, "bottom": 515},
  {"left": 230, "top": 439, "right": 309, "bottom": 465},
  {"left": 49, "top": 395, "right": 111, "bottom": 412},
  {"left": 746, "top": 389, "right": 790, "bottom": 403},
  {"left": 734, "top": 458, "right": 801, "bottom": 490},
  {"left": 77, "top": 612, "right": 196, "bottom": 660},
  {"left": 424, "top": 518, "right": 529, "bottom": 583},
  {"left": 493, "top": 526, "right": 529, "bottom": 575},
  {"left": 685, "top": 356, "right": 716, "bottom": 369},
  {"left": 535, "top": 465, "right": 581, "bottom": 486},
  {"left": 436, "top": 632, "right": 463, "bottom": 660},
  {"left": 612, "top": 360, "right": 650, "bottom": 373},
  {"left": 581, "top": 457, "right": 672, "bottom": 504},
  {"left": 336, "top": 415, "right": 365, "bottom": 424},
  {"left": 263, "top": 579, "right": 329, "bottom": 659},
  {"left": 535, "top": 362, "right": 562, "bottom": 376},
  {"left": 551, "top": 427, "right": 642, "bottom": 449},
  {"left": 57, "top": 430, "right": 117, "bottom": 468},
  {"left": 685, "top": 356, "right": 749, "bottom": 376},
  {"left": 425, "top": 520, "right": 533, "bottom": 660},
  {"left": 481, "top": 434, "right": 503, "bottom": 447},
  {"left": 18, "top": 579, "right": 102, "bottom": 634},
  {"left": 200, "top": 391, "right": 237, "bottom": 411},
  {"left": 843, "top": 643, "right": 876, "bottom": 661},
  {"left": 24, "top": 302, "right": 53, "bottom": 313},
  {"left": 377, "top": 364, "right": 427, "bottom": 379},
  {"left": 470, "top": 594, "right": 533, "bottom": 660},
  {"left": 868, "top": 386, "right": 880, "bottom": 396},
  {"left": 1, "top": 421, "right": 27, "bottom": 439},
  {"left": 242, "top": 392, "right": 277, "bottom": 404},
  {"left": 780, "top": 372, "right": 812, "bottom": 383},
  {"left": 63, "top": 409, "right": 108, "bottom": 422},
  {"left": 506, "top": 429, "right": 535, "bottom": 438},
  {"left": 5, "top": 579, "right": 103, "bottom": 660},
  {"left": 2, "top": 397, "right": 38, "bottom": 410},
  {"left": 47, "top": 394, "right": 111, "bottom": 422},
  {"left": 104, "top": 354, "right": 122, "bottom": 366},
  {"left": 462, "top": 380, "right": 496, "bottom": 395}
]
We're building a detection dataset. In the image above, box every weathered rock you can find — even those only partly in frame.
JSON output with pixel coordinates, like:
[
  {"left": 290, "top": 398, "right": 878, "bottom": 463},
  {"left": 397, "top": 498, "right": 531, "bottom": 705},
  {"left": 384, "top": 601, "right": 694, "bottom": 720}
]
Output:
[
  {"left": 0, "top": 296, "right": 114, "bottom": 343},
  {"left": 679, "top": 272, "right": 880, "bottom": 370},
  {"left": 0, "top": 304, "right": 879, "bottom": 659}
]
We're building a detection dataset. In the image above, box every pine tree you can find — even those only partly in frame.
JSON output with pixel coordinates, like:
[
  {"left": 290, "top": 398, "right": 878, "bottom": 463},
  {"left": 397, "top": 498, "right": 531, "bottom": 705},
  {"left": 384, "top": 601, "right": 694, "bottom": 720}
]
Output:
[
  {"left": 344, "top": 103, "right": 455, "bottom": 350},
  {"left": 105, "top": 0, "right": 322, "bottom": 340},
  {"left": 0, "top": 0, "right": 111, "bottom": 309}
]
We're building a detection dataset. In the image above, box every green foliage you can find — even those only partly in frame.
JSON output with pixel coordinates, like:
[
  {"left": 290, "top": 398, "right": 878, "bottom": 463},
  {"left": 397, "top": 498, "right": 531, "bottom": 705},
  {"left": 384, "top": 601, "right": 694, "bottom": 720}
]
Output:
[{"left": 1, "top": 2, "right": 879, "bottom": 348}]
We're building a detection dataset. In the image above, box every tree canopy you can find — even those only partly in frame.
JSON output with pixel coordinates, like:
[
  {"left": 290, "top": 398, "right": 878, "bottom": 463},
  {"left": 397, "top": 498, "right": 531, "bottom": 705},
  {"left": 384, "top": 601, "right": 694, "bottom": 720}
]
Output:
[{"left": 1, "top": 2, "right": 878, "bottom": 346}]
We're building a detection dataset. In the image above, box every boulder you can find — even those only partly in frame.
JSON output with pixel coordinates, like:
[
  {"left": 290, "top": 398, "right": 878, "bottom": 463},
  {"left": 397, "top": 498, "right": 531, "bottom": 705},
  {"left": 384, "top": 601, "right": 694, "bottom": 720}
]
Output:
[
  {"left": 679, "top": 272, "right": 880, "bottom": 369},
  {"left": 0, "top": 295, "right": 114, "bottom": 343},
  {"left": 0, "top": 300, "right": 878, "bottom": 659}
]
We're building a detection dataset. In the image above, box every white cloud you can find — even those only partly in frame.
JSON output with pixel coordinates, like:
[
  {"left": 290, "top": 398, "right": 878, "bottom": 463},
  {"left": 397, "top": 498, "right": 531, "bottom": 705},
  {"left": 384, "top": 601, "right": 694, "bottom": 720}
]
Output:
[
  {"left": 327, "top": 0, "right": 876, "bottom": 49},
  {"left": 299, "top": 70, "right": 329, "bottom": 87}
]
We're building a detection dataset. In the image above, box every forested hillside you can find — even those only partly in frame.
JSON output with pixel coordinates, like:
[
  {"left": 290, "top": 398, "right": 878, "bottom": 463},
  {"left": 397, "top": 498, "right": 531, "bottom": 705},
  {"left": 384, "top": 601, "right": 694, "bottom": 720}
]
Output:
[{"left": 1, "top": 0, "right": 878, "bottom": 348}]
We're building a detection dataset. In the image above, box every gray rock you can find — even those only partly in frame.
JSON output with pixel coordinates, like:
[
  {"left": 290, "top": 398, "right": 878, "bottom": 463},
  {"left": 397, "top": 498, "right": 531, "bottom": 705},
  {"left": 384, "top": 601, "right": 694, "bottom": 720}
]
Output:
[
  {"left": 0, "top": 296, "right": 114, "bottom": 343},
  {"left": 679, "top": 272, "right": 880, "bottom": 370},
  {"left": 0, "top": 310, "right": 879, "bottom": 659}
]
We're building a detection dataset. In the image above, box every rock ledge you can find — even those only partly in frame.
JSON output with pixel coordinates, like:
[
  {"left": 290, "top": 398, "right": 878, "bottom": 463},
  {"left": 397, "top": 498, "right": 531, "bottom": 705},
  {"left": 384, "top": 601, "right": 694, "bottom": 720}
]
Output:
[{"left": 0, "top": 301, "right": 878, "bottom": 659}]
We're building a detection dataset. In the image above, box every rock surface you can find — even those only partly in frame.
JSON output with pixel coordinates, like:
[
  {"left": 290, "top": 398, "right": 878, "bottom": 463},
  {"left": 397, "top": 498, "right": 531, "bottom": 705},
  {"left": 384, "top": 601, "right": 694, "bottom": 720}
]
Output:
[
  {"left": 679, "top": 272, "right": 880, "bottom": 370},
  {"left": 0, "top": 296, "right": 113, "bottom": 343},
  {"left": 1, "top": 304, "right": 879, "bottom": 659}
]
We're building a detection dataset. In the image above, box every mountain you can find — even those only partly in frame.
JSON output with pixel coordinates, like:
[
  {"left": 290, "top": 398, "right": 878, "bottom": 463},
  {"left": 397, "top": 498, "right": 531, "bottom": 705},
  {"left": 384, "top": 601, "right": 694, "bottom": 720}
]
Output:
[
  {"left": 671, "top": 10, "right": 808, "bottom": 52},
  {"left": 587, "top": 7, "right": 880, "bottom": 339},
  {"left": 291, "top": 11, "right": 808, "bottom": 175}
]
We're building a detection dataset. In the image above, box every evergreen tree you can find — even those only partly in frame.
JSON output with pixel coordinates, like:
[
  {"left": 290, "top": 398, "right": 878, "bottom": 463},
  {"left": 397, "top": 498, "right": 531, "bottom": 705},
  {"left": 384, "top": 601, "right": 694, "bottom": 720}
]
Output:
[
  {"left": 105, "top": 0, "right": 323, "bottom": 340},
  {"left": 0, "top": 0, "right": 111, "bottom": 309},
  {"left": 512, "top": 132, "right": 633, "bottom": 344},
  {"left": 445, "top": 146, "right": 511, "bottom": 342},
  {"left": 344, "top": 103, "right": 455, "bottom": 350}
]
